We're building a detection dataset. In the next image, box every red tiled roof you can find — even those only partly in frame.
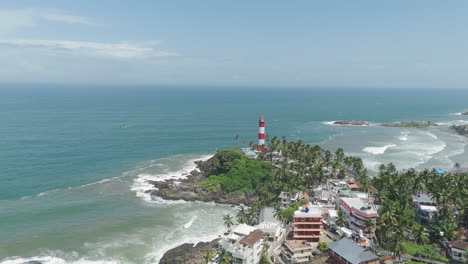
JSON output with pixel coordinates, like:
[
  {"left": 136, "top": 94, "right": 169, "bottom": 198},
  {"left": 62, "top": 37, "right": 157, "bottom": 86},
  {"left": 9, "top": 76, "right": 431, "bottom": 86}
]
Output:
[
  {"left": 301, "top": 193, "right": 310, "bottom": 200},
  {"left": 452, "top": 240, "right": 468, "bottom": 250},
  {"left": 240, "top": 229, "right": 263, "bottom": 247}
]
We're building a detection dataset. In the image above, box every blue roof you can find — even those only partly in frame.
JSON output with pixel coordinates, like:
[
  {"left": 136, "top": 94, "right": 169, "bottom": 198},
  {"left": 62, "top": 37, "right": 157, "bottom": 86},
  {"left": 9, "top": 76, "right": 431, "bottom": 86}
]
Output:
[
  {"left": 328, "top": 238, "right": 378, "bottom": 264},
  {"left": 433, "top": 168, "right": 445, "bottom": 174}
]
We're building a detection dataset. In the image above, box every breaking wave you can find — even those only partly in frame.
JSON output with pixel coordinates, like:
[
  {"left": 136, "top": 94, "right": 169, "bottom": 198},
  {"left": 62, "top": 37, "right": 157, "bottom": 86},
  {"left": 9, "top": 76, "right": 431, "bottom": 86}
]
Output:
[{"left": 362, "top": 144, "right": 396, "bottom": 155}]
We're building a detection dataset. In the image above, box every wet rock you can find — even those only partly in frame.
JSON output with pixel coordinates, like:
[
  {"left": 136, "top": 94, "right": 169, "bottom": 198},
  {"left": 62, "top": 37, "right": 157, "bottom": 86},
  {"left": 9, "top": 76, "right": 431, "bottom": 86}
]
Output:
[{"left": 159, "top": 239, "right": 220, "bottom": 264}]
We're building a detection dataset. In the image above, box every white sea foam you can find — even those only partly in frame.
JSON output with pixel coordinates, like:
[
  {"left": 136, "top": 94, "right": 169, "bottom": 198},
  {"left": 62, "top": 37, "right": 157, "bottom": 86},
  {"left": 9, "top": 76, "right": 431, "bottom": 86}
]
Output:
[
  {"left": 34, "top": 176, "right": 123, "bottom": 198},
  {"left": 0, "top": 255, "right": 120, "bottom": 264},
  {"left": 147, "top": 208, "right": 228, "bottom": 264},
  {"left": 397, "top": 131, "right": 409, "bottom": 141},
  {"left": 362, "top": 144, "right": 396, "bottom": 155},
  {"left": 321, "top": 121, "right": 337, "bottom": 125},
  {"left": 183, "top": 215, "right": 197, "bottom": 229},
  {"left": 131, "top": 154, "right": 213, "bottom": 204}
]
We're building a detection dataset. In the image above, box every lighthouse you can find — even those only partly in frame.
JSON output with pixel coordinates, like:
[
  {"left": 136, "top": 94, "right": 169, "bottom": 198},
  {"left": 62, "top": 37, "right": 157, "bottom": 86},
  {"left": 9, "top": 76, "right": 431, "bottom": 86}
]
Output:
[{"left": 258, "top": 115, "right": 265, "bottom": 152}]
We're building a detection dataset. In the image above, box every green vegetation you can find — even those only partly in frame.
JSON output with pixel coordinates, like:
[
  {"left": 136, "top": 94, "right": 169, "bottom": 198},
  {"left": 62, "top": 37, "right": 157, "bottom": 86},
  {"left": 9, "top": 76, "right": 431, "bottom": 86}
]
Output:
[
  {"left": 404, "top": 243, "right": 449, "bottom": 263},
  {"left": 200, "top": 137, "right": 369, "bottom": 206},
  {"left": 276, "top": 199, "right": 308, "bottom": 222},
  {"left": 202, "top": 250, "right": 215, "bottom": 264},
  {"left": 236, "top": 205, "right": 260, "bottom": 226},
  {"left": 382, "top": 121, "right": 437, "bottom": 128},
  {"left": 217, "top": 248, "right": 232, "bottom": 264},
  {"left": 259, "top": 253, "right": 270, "bottom": 264},
  {"left": 373, "top": 163, "right": 467, "bottom": 260},
  {"left": 451, "top": 125, "right": 468, "bottom": 136},
  {"left": 223, "top": 214, "right": 234, "bottom": 232},
  {"left": 317, "top": 241, "right": 328, "bottom": 252}
]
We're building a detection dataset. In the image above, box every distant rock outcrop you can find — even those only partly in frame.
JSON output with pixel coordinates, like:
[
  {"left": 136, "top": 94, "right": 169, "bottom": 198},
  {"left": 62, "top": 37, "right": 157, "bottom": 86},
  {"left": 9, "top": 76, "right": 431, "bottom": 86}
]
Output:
[
  {"left": 333, "top": 120, "right": 369, "bottom": 126},
  {"left": 381, "top": 121, "right": 437, "bottom": 128},
  {"left": 462, "top": 112, "right": 468, "bottom": 116}
]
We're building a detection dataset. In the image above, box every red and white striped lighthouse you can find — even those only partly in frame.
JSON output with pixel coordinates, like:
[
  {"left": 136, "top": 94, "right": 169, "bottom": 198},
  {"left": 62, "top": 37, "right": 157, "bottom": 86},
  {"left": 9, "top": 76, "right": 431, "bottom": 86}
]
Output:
[{"left": 258, "top": 115, "right": 265, "bottom": 152}]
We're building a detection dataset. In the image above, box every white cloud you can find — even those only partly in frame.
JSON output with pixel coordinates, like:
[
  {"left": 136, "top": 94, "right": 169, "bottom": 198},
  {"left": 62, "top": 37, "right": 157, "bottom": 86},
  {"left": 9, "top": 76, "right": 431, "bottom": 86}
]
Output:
[
  {"left": 0, "top": 39, "right": 179, "bottom": 59},
  {"left": 0, "top": 8, "right": 99, "bottom": 34}
]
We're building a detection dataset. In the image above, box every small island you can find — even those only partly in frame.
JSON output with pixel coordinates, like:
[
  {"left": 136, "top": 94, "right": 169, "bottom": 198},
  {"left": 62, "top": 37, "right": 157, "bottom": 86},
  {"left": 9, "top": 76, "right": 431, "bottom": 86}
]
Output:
[
  {"left": 333, "top": 120, "right": 369, "bottom": 126},
  {"left": 462, "top": 112, "right": 468, "bottom": 116},
  {"left": 381, "top": 121, "right": 437, "bottom": 128}
]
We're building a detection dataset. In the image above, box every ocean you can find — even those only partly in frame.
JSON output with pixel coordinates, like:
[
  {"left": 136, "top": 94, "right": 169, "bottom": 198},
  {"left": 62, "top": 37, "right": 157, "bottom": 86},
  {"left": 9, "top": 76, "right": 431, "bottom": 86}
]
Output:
[{"left": 1, "top": 86, "right": 467, "bottom": 263}]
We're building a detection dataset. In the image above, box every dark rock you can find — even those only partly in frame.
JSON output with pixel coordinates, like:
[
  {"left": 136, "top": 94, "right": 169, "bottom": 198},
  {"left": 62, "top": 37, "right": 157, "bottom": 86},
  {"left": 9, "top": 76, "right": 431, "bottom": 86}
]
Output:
[
  {"left": 462, "top": 112, "right": 468, "bottom": 116},
  {"left": 333, "top": 120, "right": 369, "bottom": 126},
  {"left": 148, "top": 158, "right": 259, "bottom": 206},
  {"left": 159, "top": 239, "right": 220, "bottom": 264},
  {"left": 22, "top": 261, "right": 43, "bottom": 264}
]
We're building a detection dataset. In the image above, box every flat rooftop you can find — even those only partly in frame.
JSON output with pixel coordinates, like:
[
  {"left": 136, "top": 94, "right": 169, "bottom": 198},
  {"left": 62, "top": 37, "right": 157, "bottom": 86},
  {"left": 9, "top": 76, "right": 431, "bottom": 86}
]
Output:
[
  {"left": 294, "top": 204, "right": 322, "bottom": 217},
  {"left": 341, "top": 197, "right": 377, "bottom": 215}
]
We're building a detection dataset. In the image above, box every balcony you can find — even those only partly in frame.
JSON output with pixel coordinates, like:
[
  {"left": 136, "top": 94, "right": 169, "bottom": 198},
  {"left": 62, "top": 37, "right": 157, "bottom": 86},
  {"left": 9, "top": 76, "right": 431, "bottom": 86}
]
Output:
[{"left": 292, "top": 227, "right": 321, "bottom": 232}]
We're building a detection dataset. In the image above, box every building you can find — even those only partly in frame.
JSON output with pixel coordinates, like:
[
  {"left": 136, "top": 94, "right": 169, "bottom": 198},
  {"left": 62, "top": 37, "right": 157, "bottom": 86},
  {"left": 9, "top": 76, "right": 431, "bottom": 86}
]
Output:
[
  {"left": 347, "top": 180, "right": 360, "bottom": 192},
  {"left": 338, "top": 198, "right": 378, "bottom": 233},
  {"left": 280, "top": 240, "right": 313, "bottom": 264},
  {"left": 450, "top": 240, "right": 468, "bottom": 263},
  {"left": 219, "top": 224, "right": 264, "bottom": 264},
  {"left": 412, "top": 194, "right": 438, "bottom": 223},
  {"left": 328, "top": 238, "right": 379, "bottom": 264},
  {"left": 257, "top": 207, "right": 283, "bottom": 242},
  {"left": 278, "top": 191, "right": 310, "bottom": 208},
  {"left": 290, "top": 203, "right": 322, "bottom": 243}
]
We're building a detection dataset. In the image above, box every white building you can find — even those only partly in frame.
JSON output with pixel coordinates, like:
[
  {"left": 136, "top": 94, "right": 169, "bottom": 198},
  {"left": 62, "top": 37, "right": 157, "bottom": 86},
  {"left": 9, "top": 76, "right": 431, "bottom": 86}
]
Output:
[
  {"left": 338, "top": 197, "right": 378, "bottom": 233},
  {"left": 412, "top": 194, "right": 439, "bottom": 223},
  {"left": 219, "top": 224, "right": 264, "bottom": 264},
  {"left": 257, "top": 207, "right": 283, "bottom": 242}
]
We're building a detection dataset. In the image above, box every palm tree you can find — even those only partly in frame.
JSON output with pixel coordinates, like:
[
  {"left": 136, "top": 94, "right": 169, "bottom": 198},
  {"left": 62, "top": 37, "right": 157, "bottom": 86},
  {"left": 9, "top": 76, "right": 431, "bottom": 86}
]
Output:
[
  {"left": 412, "top": 225, "right": 429, "bottom": 245},
  {"left": 223, "top": 214, "right": 234, "bottom": 233},
  {"left": 218, "top": 248, "right": 233, "bottom": 264},
  {"left": 390, "top": 231, "right": 408, "bottom": 263},
  {"left": 237, "top": 206, "right": 247, "bottom": 224},
  {"left": 336, "top": 209, "right": 348, "bottom": 227},
  {"left": 202, "top": 250, "right": 215, "bottom": 264}
]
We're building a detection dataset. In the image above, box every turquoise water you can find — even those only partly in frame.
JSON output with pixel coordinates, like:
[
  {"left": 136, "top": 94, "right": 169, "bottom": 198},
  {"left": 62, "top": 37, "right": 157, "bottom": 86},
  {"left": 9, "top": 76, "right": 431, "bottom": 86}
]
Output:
[{"left": 1, "top": 86, "right": 467, "bottom": 263}]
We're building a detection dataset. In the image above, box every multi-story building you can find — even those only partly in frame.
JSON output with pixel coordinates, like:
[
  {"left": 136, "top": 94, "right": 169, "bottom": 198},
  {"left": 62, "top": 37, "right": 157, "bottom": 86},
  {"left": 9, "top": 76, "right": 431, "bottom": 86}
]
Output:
[
  {"left": 412, "top": 194, "right": 438, "bottom": 223},
  {"left": 450, "top": 240, "right": 467, "bottom": 263},
  {"left": 219, "top": 224, "right": 264, "bottom": 264},
  {"left": 328, "top": 237, "right": 379, "bottom": 264},
  {"left": 338, "top": 198, "right": 378, "bottom": 233},
  {"left": 280, "top": 240, "right": 313, "bottom": 264},
  {"left": 290, "top": 203, "right": 322, "bottom": 243}
]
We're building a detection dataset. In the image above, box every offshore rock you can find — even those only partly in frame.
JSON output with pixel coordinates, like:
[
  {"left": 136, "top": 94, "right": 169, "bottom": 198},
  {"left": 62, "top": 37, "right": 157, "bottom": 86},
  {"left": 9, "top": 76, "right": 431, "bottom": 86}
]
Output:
[{"left": 333, "top": 120, "right": 369, "bottom": 126}]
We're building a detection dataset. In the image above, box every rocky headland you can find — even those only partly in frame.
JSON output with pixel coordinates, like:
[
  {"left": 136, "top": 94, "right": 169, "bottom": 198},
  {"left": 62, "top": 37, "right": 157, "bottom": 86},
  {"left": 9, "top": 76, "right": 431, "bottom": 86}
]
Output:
[
  {"left": 146, "top": 158, "right": 258, "bottom": 206},
  {"left": 159, "top": 239, "right": 220, "bottom": 264}
]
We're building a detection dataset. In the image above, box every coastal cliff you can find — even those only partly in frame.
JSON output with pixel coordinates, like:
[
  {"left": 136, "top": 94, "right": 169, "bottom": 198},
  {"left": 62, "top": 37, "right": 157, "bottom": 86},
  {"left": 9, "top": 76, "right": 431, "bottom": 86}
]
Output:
[{"left": 159, "top": 239, "right": 220, "bottom": 264}]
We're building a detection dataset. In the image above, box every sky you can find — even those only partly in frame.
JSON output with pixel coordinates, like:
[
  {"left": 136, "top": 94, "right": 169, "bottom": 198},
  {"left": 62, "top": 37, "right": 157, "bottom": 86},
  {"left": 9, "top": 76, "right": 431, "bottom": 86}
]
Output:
[{"left": 0, "top": 0, "right": 467, "bottom": 88}]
